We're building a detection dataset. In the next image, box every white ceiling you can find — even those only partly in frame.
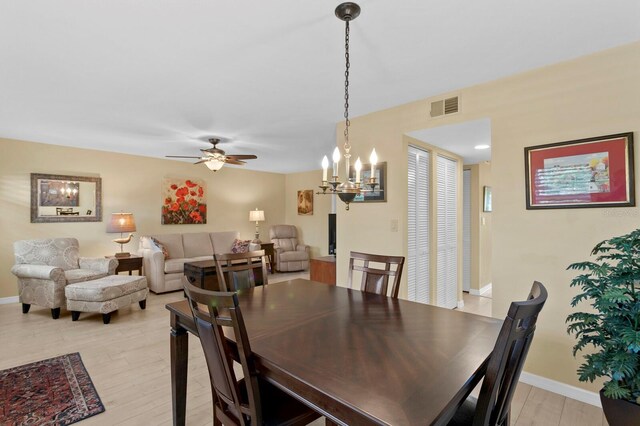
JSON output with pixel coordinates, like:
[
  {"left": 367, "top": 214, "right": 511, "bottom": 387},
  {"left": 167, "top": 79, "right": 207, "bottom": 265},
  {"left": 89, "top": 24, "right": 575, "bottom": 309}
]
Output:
[
  {"left": 1, "top": 1, "right": 638, "bottom": 173},
  {"left": 408, "top": 119, "right": 492, "bottom": 165}
]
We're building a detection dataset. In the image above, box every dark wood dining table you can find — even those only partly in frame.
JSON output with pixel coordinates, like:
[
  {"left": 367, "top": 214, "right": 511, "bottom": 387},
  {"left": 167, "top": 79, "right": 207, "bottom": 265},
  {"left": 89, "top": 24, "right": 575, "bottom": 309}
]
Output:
[{"left": 166, "top": 279, "right": 503, "bottom": 426}]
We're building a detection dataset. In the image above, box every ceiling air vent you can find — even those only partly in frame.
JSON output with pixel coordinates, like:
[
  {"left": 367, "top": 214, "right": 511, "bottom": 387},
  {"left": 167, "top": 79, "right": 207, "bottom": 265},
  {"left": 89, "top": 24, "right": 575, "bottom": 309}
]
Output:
[{"left": 430, "top": 96, "right": 460, "bottom": 118}]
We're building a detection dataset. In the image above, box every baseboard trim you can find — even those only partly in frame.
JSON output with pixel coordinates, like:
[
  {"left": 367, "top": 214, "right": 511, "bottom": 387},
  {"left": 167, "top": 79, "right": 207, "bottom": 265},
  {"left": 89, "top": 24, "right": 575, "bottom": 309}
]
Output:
[
  {"left": 0, "top": 296, "right": 19, "bottom": 305},
  {"left": 519, "top": 372, "right": 601, "bottom": 407},
  {"left": 457, "top": 299, "right": 464, "bottom": 309},
  {"left": 469, "top": 283, "right": 492, "bottom": 296}
]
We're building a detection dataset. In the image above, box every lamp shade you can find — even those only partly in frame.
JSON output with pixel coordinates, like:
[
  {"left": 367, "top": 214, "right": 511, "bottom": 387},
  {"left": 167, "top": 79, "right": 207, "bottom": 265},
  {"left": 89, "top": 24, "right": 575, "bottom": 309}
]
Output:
[
  {"left": 205, "top": 159, "right": 225, "bottom": 171},
  {"left": 249, "top": 209, "right": 265, "bottom": 222},
  {"left": 107, "top": 213, "right": 136, "bottom": 233}
]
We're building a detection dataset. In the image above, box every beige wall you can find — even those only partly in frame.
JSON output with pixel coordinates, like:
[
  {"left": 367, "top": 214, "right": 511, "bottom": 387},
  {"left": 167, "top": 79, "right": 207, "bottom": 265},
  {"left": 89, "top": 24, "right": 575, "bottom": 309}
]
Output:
[
  {"left": 0, "top": 138, "right": 285, "bottom": 298},
  {"left": 328, "top": 41, "right": 640, "bottom": 392},
  {"left": 477, "top": 162, "right": 493, "bottom": 290},
  {"left": 284, "top": 170, "right": 332, "bottom": 259}
]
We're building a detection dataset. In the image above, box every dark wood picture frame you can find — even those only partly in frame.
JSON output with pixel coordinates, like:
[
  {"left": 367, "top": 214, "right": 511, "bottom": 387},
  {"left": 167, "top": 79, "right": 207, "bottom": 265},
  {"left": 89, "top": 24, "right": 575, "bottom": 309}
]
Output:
[
  {"left": 31, "top": 173, "right": 102, "bottom": 223},
  {"left": 351, "top": 161, "right": 387, "bottom": 203},
  {"left": 524, "top": 132, "right": 634, "bottom": 209}
]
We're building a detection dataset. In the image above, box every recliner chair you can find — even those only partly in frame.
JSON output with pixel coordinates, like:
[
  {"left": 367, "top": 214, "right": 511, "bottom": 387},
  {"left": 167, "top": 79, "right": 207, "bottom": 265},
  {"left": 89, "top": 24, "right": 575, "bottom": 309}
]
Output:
[{"left": 269, "top": 225, "right": 309, "bottom": 272}]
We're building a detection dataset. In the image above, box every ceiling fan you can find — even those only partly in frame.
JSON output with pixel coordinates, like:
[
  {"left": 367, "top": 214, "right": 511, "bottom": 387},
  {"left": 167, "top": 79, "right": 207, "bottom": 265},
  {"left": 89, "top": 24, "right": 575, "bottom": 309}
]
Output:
[{"left": 166, "top": 138, "right": 258, "bottom": 171}]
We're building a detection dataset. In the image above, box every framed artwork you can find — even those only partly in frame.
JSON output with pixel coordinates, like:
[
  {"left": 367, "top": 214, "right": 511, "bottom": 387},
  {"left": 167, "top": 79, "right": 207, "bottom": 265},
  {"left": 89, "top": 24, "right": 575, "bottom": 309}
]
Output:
[
  {"left": 351, "top": 161, "right": 387, "bottom": 203},
  {"left": 525, "top": 132, "right": 634, "bottom": 209},
  {"left": 483, "top": 186, "right": 492, "bottom": 212},
  {"left": 297, "top": 190, "right": 313, "bottom": 215},
  {"left": 162, "top": 177, "right": 207, "bottom": 224}
]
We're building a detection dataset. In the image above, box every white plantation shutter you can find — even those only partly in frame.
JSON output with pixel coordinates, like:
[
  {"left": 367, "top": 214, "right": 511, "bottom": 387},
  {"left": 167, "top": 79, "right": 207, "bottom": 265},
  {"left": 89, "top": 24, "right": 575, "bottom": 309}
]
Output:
[
  {"left": 407, "top": 146, "right": 430, "bottom": 304},
  {"left": 437, "top": 155, "right": 458, "bottom": 309},
  {"left": 463, "top": 169, "right": 471, "bottom": 292}
]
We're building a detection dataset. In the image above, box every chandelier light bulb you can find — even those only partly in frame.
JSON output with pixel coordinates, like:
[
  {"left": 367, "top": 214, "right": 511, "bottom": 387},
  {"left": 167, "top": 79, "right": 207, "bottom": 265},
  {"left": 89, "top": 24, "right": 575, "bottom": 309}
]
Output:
[
  {"left": 354, "top": 157, "right": 362, "bottom": 183},
  {"left": 332, "top": 147, "right": 341, "bottom": 177},
  {"left": 322, "top": 155, "right": 329, "bottom": 181},
  {"left": 369, "top": 148, "right": 378, "bottom": 175}
]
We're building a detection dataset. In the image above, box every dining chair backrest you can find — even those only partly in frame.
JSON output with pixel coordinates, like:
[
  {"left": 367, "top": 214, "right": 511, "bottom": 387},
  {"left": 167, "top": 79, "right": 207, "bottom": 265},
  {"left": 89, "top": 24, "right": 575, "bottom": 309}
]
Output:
[
  {"left": 214, "top": 250, "right": 268, "bottom": 292},
  {"left": 473, "top": 281, "right": 548, "bottom": 426},
  {"left": 183, "top": 279, "right": 261, "bottom": 426},
  {"left": 347, "top": 251, "right": 405, "bottom": 298}
]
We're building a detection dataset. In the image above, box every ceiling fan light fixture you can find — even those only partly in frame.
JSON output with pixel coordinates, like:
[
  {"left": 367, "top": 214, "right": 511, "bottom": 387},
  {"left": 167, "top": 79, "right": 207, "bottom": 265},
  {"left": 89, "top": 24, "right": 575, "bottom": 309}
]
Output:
[{"left": 205, "top": 159, "right": 225, "bottom": 171}]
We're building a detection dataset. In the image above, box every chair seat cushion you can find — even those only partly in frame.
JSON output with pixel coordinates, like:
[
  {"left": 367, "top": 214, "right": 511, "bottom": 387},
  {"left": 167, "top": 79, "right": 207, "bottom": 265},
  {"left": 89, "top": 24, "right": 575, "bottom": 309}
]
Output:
[
  {"left": 164, "top": 256, "right": 212, "bottom": 274},
  {"left": 64, "top": 269, "right": 108, "bottom": 284},
  {"left": 279, "top": 251, "right": 309, "bottom": 262},
  {"left": 65, "top": 275, "right": 148, "bottom": 302}
]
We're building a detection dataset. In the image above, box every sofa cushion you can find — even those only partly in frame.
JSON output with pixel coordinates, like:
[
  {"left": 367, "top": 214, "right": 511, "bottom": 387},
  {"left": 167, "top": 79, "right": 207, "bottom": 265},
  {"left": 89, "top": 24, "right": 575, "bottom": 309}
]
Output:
[
  {"left": 164, "top": 256, "right": 212, "bottom": 274},
  {"left": 65, "top": 269, "right": 108, "bottom": 284},
  {"left": 210, "top": 231, "right": 240, "bottom": 255},
  {"left": 150, "top": 237, "right": 171, "bottom": 259},
  {"left": 151, "top": 234, "right": 184, "bottom": 259},
  {"left": 231, "top": 239, "right": 251, "bottom": 254},
  {"left": 183, "top": 233, "right": 214, "bottom": 258}
]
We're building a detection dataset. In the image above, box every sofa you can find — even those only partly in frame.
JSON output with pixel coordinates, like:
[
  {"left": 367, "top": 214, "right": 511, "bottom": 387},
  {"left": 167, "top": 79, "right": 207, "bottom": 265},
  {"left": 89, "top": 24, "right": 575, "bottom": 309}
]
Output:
[
  {"left": 11, "top": 238, "right": 118, "bottom": 319},
  {"left": 138, "top": 231, "right": 258, "bottom": 293}
]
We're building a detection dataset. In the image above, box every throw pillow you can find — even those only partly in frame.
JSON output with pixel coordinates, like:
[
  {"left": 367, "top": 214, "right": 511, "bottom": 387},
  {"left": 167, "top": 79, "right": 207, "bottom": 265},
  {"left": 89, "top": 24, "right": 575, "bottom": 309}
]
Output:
[
  {"left": 231, "top": 239, "right": 251, "bottom": 254},
  {"left": 151, "top": 237, "right": 170, "bottom": 259}
]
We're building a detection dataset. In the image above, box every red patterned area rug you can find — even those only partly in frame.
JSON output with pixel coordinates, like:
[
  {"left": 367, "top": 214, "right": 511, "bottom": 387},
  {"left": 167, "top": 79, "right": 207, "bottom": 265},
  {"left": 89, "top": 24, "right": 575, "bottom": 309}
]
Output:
[{"left": 0, "top": 353, "right": 105, "bottom": 426}]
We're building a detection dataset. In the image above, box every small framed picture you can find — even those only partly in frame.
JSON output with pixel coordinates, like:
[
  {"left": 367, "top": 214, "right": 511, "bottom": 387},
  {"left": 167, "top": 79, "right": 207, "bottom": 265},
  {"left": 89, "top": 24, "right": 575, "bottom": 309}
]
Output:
[
  {"left": 297, "top": 190, "right": 313, "bottom": 215},
  {"left": 483, "top": 186, "right": 492, "bottom": 212},
  {"left": 350, "top": 162, "right": 387, "bottom": 203}
]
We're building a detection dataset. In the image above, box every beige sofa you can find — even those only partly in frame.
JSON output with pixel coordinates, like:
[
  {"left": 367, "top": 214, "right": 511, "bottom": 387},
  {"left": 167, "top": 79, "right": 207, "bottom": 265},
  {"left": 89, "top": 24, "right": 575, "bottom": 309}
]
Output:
[{"left": 138, "top": 231, "right": 257, "bottom": 293}]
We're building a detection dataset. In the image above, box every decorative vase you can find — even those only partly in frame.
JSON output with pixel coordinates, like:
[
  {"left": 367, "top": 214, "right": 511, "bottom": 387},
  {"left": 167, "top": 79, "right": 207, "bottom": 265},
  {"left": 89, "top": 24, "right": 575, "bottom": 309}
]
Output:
[{"left": 600, "top": 390, "right": 640, "bottom": 426}]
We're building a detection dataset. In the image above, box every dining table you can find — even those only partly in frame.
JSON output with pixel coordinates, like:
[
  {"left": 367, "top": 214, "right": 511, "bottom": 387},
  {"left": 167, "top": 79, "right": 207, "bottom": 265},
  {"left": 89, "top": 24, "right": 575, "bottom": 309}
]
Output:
[{"left": 166, "top": 279, "right": 503, "bottom": 426}]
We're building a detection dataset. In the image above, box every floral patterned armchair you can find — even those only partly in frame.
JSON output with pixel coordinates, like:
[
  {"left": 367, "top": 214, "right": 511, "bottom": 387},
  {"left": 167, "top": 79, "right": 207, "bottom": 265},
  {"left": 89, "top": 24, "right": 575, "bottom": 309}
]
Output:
[{"left": 11, "top": 238, "right": 118, "bottom": 319}]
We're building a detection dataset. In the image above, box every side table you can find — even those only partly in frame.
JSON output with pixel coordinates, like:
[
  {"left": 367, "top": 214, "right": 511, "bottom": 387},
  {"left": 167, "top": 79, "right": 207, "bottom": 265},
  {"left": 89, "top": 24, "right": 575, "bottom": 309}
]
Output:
[
  {"left": 260, "top": 242, "right": 276, "bottom": 274},
  {"left": 310, "top": 256, "right": 336, "bottom": 285},
  {"left": 108, "top": 255, "right": 143, "bottom": 276}
]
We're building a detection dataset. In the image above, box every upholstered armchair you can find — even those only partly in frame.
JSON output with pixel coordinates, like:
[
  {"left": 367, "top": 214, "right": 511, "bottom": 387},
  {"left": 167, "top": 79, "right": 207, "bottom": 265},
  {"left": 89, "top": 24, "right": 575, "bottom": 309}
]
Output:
[
  {"left": 11, "top": 238, "right": 118, "bottom": 319},
  {"left": 269, "top": 225, "right": 310, "bottom": 272}
]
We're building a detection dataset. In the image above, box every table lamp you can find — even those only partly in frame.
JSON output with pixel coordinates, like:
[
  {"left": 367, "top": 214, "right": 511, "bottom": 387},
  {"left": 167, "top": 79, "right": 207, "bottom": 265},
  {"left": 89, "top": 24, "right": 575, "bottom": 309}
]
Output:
[
  {"left": 249, "top": 208, "right": 265, "bottom": 244},
  {"left": 107, "top": 212, "right": 136, "bottom": 257}
]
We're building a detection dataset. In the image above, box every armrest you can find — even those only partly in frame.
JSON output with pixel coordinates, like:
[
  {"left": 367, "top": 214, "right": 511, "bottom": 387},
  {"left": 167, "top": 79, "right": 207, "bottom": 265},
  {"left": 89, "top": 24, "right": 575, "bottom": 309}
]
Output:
[
  {"left": 296, "top": 244, "right": 310, "bottom": 254},
  {"left": 79, "top": 257, "right": 118, "bottom": 275},
  {"left": 139, "top": 246, "right": 166, "bottom": 292},
  {"left": 11, "top": 264, "right": 65, "bottom": 281}
]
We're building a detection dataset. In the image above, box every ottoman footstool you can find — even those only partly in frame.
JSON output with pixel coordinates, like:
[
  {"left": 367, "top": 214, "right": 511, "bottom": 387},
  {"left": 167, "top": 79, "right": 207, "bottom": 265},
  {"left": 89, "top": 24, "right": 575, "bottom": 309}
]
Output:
[{"left": 65, "top": 275, "right": 148, "bottom": 324}]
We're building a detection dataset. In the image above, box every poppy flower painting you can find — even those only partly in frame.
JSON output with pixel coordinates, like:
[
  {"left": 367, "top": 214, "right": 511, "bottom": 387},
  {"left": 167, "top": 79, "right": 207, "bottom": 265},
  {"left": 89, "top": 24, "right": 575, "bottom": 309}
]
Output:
[{"left": 162, "top": 178, "right": 207, "bottom": 224}]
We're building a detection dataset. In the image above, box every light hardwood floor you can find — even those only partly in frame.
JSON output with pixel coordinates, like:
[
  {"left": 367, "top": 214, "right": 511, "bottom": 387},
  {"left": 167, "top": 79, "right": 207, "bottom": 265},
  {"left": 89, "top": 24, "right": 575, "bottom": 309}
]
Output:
[{"left": 0, "top": 274, "right": 606, "bottom": 425}]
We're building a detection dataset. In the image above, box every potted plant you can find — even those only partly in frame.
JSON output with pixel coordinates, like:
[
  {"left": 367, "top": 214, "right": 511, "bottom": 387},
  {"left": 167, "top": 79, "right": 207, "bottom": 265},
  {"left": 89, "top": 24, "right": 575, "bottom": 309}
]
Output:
[{"left": 566, "top": 228, "right": 640, "bottom": 425}]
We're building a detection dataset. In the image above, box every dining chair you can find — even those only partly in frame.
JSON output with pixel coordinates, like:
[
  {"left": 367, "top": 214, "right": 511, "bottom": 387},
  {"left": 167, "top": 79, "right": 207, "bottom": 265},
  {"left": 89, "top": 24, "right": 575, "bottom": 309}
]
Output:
[
  {"left": 183, "top": 280, "right": 321, "bottom": 426},
  {"left": 347, "top": 251, "right": 405, "bottom": 298},
  {"left": 214, "top": 250, "right": 268, "bottom": 292},
  {"left": 448, "top": 281, "right": 548, "bottom": 426}
]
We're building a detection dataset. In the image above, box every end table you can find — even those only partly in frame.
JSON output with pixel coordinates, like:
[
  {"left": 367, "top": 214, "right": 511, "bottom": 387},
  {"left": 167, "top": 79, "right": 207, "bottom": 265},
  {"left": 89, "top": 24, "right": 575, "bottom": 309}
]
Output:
[
  {"left": 260, "top": 243, "right": 276, "bottom": 274},
  {"left": 107, "top": 255, "right": 143, "bottom": 276}
]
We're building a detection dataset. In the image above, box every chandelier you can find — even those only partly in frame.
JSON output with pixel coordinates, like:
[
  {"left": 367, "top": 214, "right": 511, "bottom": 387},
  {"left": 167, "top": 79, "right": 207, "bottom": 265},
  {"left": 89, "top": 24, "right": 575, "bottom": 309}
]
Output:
[{"left": 318, "top": 2, "right": 378, "bottom": 210}]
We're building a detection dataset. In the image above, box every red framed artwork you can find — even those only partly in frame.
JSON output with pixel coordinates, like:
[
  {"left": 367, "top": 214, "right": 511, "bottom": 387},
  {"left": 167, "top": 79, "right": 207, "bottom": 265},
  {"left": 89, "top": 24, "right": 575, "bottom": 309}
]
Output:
[{"left": 525, "top": 132, "right": 634, "bottom": 209}]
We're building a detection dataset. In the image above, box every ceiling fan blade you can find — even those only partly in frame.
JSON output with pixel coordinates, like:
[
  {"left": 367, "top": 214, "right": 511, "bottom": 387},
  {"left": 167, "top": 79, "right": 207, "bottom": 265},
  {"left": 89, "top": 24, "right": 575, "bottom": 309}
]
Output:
[
  {"left": 225, "top": 158, "right": 246, "bottom": 165},
  {"left": 166, "top": 155, "right": 202, "bottom": 159},
  {"left": 226, "top": 154, "right": 257, "bottom": 160},
  {"left": 194, "top": 159, "right": 209, "bottom": 164}
]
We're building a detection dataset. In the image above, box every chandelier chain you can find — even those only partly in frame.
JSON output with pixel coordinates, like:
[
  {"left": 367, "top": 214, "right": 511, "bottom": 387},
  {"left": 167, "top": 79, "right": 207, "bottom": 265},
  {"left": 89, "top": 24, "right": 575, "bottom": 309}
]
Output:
[{"left": 343, "top": 20, "right": 351, "bottom": 154}]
